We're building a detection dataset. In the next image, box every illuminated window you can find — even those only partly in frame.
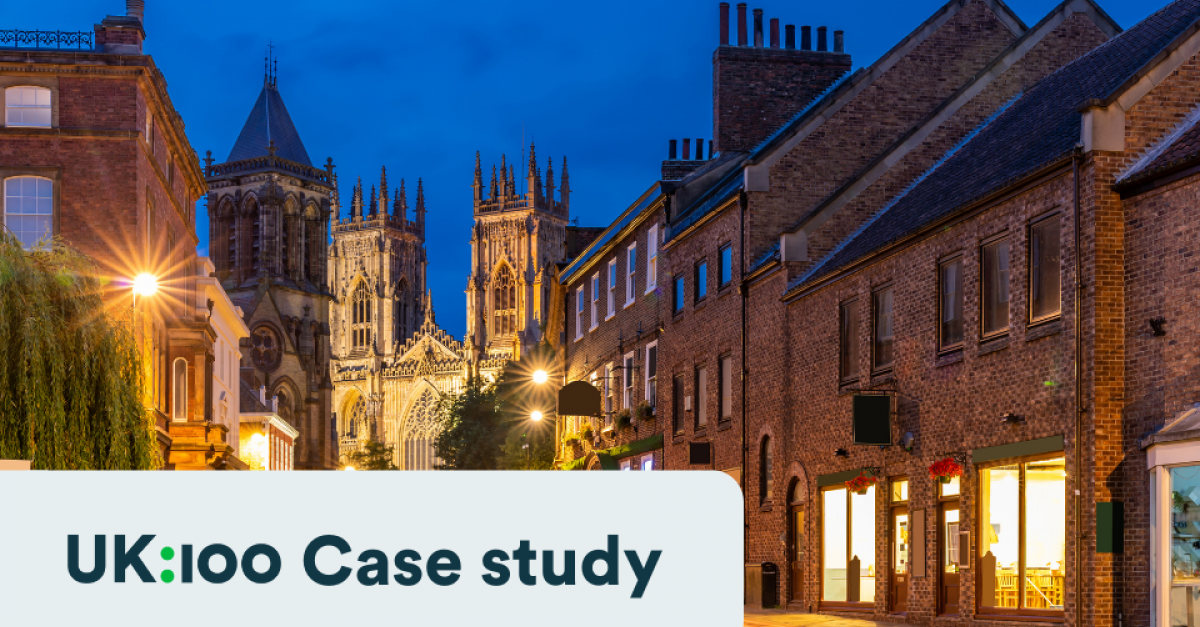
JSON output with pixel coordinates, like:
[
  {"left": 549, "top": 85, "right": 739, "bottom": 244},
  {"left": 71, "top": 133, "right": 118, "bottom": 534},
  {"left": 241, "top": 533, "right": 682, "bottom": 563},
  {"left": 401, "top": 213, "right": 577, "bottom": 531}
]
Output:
[
  {"left": 351, "top": 282, "right": 373, "bottom": 350},
  {"left": 626, "top": 243, "right": 637, "bottom": 306},
  {"left": 3, "top": 176, "right": 52, "bottom": 249},
  {"left": 822, "top": 485, "right": 877, "bottom": 604},
  {"left": 607, "top": 259, "right": 617, "bottom": 318},
  {"left": 623, "top": 352, "right": 635, "bottom": 408},
  {"left": 978, "top": 457, "right": 1065, "bottom": 615},
  {"left": 646, "top": 224, "right": 658, "bottom": 292},
  {"left": 5, "top": 86, "right": 51, "bottom": 127},
  {"left": 640, "top": 452, "right": 654, "bottom": 471},
  {"left": 172, "top": 358, "right": 188, "bottom": 422},
  {"left": 645, "top": 341, "right": 658, "bottom": 406},
  {"left": 604, "top": 363, "right": 614, "bottom": 429}
]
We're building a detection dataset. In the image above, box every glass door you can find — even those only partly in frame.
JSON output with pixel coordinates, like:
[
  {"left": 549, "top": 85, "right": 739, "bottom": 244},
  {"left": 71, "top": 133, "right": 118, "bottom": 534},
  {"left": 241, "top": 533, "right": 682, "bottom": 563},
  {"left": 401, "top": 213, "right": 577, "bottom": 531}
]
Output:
[
  {"left": 892, "top": 506, "right": 909, "bottom": 612},
  {"left": 791, "top": 505, "right": 805, "bottom": 603}
]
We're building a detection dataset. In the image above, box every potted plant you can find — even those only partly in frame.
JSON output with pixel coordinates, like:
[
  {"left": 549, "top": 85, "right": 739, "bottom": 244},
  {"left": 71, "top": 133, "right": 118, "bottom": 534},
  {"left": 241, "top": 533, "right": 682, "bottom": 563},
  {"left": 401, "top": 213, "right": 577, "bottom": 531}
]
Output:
[
  {"left": 929, "top": 457, "right": 964, "bottom": 484},
  {"left": 580, "top": 421, "right": 595, "bottom": 440},
  {"left": 635, "top": 401, "right": 655, "bottom": 421},
  {"left": 563, "top": 431, "right": 580, "bottom": 446},
  {"left": 616, "top": 408, "right": 632, "bottom": 429},
  {"left": 845, "top": 472, "right": 878, "bottom": 495}
]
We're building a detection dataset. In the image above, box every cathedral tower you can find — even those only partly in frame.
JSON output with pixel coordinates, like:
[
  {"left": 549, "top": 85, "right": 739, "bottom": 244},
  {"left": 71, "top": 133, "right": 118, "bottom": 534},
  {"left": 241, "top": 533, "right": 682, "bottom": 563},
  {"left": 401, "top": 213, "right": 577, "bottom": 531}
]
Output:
[
  {"left": 204, "top": 61, "right": 337, "bottom": 469},
  {"left": 467, "top": 144, "right": 571, "bottom": 360}
]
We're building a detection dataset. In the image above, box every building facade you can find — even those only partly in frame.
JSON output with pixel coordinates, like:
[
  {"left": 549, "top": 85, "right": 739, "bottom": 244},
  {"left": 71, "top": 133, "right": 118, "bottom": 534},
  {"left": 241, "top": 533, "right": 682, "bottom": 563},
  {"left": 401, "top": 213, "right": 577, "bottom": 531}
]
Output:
[{"left": 203, "top": 67, "right": 337, "bottom": 470}]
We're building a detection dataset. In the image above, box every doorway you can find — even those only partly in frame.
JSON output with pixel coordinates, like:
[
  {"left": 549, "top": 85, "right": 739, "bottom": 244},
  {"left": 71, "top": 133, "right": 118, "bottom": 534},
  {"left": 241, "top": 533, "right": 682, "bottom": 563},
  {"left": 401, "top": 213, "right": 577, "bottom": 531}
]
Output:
[
  {"left": 940, "top": 500, "right": 961, "bottom": 614},
  {"left": 790, "top": 504, "right": 805, "bottom": 603},
  {"left": 890, "top": 478, "right": 910, "bottom": 613}
]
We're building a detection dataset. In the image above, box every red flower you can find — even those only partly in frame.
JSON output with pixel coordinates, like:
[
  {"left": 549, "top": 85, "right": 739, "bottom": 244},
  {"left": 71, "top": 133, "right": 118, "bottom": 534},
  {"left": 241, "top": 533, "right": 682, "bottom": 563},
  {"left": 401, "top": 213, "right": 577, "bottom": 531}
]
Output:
[
  {"left": 845, "top": 472, "right": 878, "bottom": 493},
  {"left": 929, "top": 457, "right": 963, "bottom": 479}
]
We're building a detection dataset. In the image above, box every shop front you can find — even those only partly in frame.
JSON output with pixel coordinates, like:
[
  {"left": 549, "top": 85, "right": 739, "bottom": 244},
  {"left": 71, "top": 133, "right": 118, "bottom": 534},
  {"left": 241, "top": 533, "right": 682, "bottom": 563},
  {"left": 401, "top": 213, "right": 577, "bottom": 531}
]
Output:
[{"left": 1145, "top": 406, "right": 1200, "bottom": 627}]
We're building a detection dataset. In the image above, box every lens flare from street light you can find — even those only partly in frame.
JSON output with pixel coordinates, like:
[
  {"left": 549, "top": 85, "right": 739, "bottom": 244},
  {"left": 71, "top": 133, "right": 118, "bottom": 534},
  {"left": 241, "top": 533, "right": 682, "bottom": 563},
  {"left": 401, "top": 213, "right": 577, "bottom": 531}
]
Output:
[
  {"left": 531, "top": 410, "right": 544, "bottom": 422},
  {"left": 344, "top": 465, "right": 356, "bottom": 471},
  {"left": 133, "top": 273, "right": 159, "bottom": 297},
  {"left": 532, "top": 370, "right": 548, "bottom": 384}
]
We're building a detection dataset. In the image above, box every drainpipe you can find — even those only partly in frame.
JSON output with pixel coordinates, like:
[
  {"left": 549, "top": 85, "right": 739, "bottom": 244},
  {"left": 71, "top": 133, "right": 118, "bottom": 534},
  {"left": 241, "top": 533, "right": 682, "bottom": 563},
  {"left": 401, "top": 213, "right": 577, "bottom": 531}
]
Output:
[
  {"left": 1072, "top": 145, "right": 1085, "bottom": 627},
  {"left": 739, "top": 191, "right": 750, "bottom": 580}
]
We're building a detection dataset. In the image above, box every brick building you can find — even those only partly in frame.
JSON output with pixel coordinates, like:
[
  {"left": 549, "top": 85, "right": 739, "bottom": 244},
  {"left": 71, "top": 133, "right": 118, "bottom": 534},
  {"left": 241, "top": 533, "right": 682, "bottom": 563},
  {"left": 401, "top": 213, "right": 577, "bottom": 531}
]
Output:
[{"left": 0, "top": 1, "right": 245, "bottom": 469}]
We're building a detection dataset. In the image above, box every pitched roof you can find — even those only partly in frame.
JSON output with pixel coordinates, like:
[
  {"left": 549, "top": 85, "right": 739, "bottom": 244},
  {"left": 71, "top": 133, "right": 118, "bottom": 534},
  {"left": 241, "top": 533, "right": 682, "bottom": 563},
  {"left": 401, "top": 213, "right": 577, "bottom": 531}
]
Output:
[
  {"left": 1118, "top": 104, "right": 1200, "bottom": 187},
  {"left": 226, "top": 81, "right": 313, "bottom": 166},
  {"left": 560, "top": 183, "right": 662, "bottom": 285},
  {"left": 789, "top": 0, "right": 1200, "bottom": 296}
]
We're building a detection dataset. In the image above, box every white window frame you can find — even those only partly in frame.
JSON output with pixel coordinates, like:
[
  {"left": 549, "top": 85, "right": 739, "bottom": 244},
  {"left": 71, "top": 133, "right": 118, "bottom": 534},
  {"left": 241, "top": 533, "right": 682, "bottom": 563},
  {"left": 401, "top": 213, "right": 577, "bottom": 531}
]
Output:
[
  {"left": 625, "top": 243, "right": 637, "bottom": 307},
  {"left": 606, "top": 259, "right": 617, "bottom": 320},
  {"left": 575, "top": 286, "right": 584, "bottom": 341},
  {"left": 172, "top": 357, "right": 188, "bottom": 422},
  {"left": 623, "top": 351, "right": 635, "bottom": 409},
  {"left": 4, "top": 175, "right": 53, "bottom": 250},
  {"left": 645, "top": 340, "right": 658, "bottom": 406},
  {"left": 620, "top": 459, "right": 633, "bottom": 471},
  {"left": 590, "top": 273, "right": 600, "bottom": 331},
  {"left": 645, "top": 225, "right": 659, "bottom": 294},
  {"left": 640, "top": 452, "right": 655, "bottom": 471},
  {"left": 4, "top": 86, "right": 51, "bottom": 128},
  {"left": 603, "top": 362, "right": 614, "bottom": 430}
]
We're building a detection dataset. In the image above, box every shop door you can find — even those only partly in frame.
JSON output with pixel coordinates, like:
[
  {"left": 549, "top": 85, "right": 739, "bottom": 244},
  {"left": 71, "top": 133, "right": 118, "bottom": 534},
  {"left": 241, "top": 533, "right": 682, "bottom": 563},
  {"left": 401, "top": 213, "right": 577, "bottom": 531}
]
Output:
[
  {"left": 941, "top": 502, "right": 961, "bottom": 614},
  {"left": 891, "top": 506, "right": 909, "bottom": 612},
  {"left": 790, "top": 505, "right": 805, "bottom": 602}
]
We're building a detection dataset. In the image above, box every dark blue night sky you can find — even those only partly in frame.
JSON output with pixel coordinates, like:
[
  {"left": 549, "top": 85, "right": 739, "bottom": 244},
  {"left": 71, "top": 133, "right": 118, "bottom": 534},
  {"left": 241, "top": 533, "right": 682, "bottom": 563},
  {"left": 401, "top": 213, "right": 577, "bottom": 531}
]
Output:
[{"left": 6, "top": 0, "right": 1165, "bottom": 337}]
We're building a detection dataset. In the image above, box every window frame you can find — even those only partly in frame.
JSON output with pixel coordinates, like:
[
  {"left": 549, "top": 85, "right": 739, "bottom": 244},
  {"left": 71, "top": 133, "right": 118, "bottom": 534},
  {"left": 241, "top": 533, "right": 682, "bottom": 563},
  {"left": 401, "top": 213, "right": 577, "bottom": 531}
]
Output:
[
  {"left": 672, "top": 373, "right": 685, "bottom": 436},
  {"left": 646, "top": 224, "right": 659, "bottom": 294},
  {"left": 839, "top": 298, "right": 860, "bottom": 384},
  {"left": 172, "top": 357, "right": 188, "bottom": 422},
  {"left": 3, "top": 175, "right": 54, "bottom": 249},
  {"left": 603, "top": 362, "right": 614, "bottom": 430},
  {"left": 695, "top": 365, "right": 708, "bottom": 429},
  {"left": 760, "top": 436, "right": 774, "bottom": 504},
  {"left": 625, "top": 243, "right": 637, "bottom": 307},
  {"left": 4, "top": 86, "right": 52, "bottom": 129},
  {"left": 606, "top": 258, "right": 617, "bottom": 319},
  {"left": 623, "top": 351, "right": 635, "bottom": 409},
  {"left": 590, "top": 272, "right": 600, "bottom": 331},
  {"left": 980, "top": 233, "right": 1012, "bottom": 340},
  {"left": 645, "top": 341, "right": 658, "bottom": 407},
  {"left": 938, "top": 254, "right": 965, "bottom": 353},
  {"left": 574, "top": 286, "right": 584, "bottom": 341},
  {"left": 1027, "top": 213, "right": 1063, "bottom": 326},
  {"left": 719, "top": 353, "right": 733, "bottom": 422},
  {"left": 871, "top": 284, "right": 895, "bottom": 374},
  {"left": 673, "top": 273, "right": 685, "bottom": 315},
  {"left": 820, "top": 483, "right": 878, "bottom": 608},
  {"left": 695, "top": 259, "right": 708, "bottom": 303},
  {"left": 719, "top": 243, "right": 733, "bottom": 288}
]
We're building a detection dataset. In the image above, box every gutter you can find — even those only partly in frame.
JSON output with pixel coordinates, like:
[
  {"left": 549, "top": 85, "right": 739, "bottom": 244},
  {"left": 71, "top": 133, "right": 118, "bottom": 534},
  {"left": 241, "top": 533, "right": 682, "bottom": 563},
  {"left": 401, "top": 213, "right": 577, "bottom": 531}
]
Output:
[
  {"left": 1072, "top": 145, "right": 1087, "bottom": 627},
  {"left": 739, "top": 191, "right": 749, "bottom": 569}
]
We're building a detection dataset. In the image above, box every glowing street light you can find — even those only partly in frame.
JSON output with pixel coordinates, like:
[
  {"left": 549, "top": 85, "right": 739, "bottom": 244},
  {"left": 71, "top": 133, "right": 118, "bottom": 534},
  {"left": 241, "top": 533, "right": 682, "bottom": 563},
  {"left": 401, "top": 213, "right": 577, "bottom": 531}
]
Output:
[
  {"left": 530, "top": 410, "right": 544, "bottom": 422},
  {"left": 532, "top": 369, "right": 548, "bottom": 384},
  {"left": 133, "top": 273, "right": 158, "bottom": 298},
  {"left": 343, "top": 465, "right": 356, "bottom": 472}
]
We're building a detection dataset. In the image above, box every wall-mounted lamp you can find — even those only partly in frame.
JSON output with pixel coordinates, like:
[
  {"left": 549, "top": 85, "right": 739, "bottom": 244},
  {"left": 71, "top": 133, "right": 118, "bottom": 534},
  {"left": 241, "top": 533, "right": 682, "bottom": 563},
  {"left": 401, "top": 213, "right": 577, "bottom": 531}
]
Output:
[
  {"left": 1000, "top": 412, "right": 1025, "bottom": 425},
  {"left": 834, "top": 448, "right": 849, "bottom": 458},
  {"left": 900, "top": 432, "right": 915, "bottom": 452},
  {"left": 1150, "top": 317, "right": 1167, "bottom": 337}
]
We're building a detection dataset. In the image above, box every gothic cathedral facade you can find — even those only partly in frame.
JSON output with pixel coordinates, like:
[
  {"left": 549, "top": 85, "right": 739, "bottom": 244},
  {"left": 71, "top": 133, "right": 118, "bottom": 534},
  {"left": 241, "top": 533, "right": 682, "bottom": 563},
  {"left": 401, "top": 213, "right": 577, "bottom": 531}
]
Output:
[{"left": 204, "top": 73, "right": 337, "bottom": 470}]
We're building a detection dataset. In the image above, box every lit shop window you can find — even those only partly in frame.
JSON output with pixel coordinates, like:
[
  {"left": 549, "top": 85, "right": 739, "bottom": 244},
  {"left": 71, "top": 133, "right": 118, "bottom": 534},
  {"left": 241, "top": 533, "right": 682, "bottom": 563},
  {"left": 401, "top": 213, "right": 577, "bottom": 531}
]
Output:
[{"left": 823, "top": 485, "right": 876, "bottom": 604}]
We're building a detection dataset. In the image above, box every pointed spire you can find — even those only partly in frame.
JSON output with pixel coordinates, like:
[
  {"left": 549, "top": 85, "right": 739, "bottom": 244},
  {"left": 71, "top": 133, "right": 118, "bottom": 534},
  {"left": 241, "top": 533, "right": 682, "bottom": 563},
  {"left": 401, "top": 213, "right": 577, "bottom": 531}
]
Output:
[
  {"left": 490, "top": 164, "right": 498, "bottom": 201},
  {"left": 332, "top": 172, "right": 342, "bottom": 219},
  {"left": 560, "top": 157, "right": 571, "bottom": 212},
  {"left": 527, "top": 141, "right": 540, "bottom": 202},
  {"left": 424, "top": 288, "right": 435, "bottom": 326},
  {"left": 545, "top": 157, "right": 555, "bottom": 205},
  {"left": 351, "top": 176, "right": 363, "bottom": 219},
  {"left": 473, "top": 151, "right": 483, "bottom": 206},
  {"left": 499, "top": 154, "right": 508, "bottom": 199},
  {"left": 508, "top": 164, "right": 516, "bottom": 198},
  {"left": 397, "top": 179, "right": 408, "bottom": 225},
  {"left": 379, "top": 166, "right": 389, "bottom": 217},
  {"left": 415, "top": 178, "right": 426, "bottom": 235},
  {"left": 369, "top": 184, "right": 378, "bottom": 217},
  {"left": 527, "top": 142, "right": 538, "bottom": 178}
]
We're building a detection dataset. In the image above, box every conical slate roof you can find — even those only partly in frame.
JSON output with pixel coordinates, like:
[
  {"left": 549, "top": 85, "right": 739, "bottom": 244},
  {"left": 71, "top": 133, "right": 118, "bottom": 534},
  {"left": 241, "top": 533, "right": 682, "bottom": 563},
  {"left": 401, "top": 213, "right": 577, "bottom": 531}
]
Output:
[{"left": 226, "top": 81, "right": 312, "bottom": 166}]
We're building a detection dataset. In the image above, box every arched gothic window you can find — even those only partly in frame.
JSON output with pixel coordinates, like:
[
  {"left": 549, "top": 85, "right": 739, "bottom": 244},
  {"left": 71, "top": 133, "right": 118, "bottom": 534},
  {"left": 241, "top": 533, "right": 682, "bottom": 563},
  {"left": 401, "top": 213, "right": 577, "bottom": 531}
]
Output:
[
  {"left": 351, "top": 281, "right": 373, "bottom": 350},
  {"left": 347, "top": 395, "right": 365, "bottom": 437},
  {"left": 402, "top": 389, "right": 441, "bottom": 470},
  {"left": 493, "top": 264, "right": 517, "bottom": 339},
  {"left": 172, "top": 358, "right": 188, "bottom": 422},
  {"left": 760, "top": 436, "right": 774, "bottom": 503}
]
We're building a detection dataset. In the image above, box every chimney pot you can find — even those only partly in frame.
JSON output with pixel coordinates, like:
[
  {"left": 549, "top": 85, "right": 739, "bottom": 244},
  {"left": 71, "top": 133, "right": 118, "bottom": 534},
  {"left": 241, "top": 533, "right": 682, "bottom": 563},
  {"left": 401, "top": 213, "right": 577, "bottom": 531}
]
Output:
[
  {"left": 801, "top": 25, "right": 812, "bottom": 50},
  {"left": 719, "top": 3, "right": 730, "bottom": 46},
  {"left": 669, "top": 139, "right": 678, "bottom": 160},
  {"left": 753, "top": 9, "right": 764, "bottom": 48},
  {"left": 683, "top": 138, "right": 692, "bottom": 160},
  {"left": 696, "top": 139, "right": 705, "bottom": 160},
  {"left": 126, "top": 0, "right": 145, "bottom": 20},
  {"left": 737, "top": 3, "right": 748, "bottom": 46},
  {"left": 770, "top": 18, "right": 779, "bottom": 48},
  {"left": 817, "top": 26, "right": 828, "bottom": 52},
  {"left": 834, "top": 30, "right": 845, "bottom": 53},
  {"left": 709, "top": 140, "right": 714, "bottom": 157},
  {"left": 785, "top": 25, "right": 796, "bottom": 49}
]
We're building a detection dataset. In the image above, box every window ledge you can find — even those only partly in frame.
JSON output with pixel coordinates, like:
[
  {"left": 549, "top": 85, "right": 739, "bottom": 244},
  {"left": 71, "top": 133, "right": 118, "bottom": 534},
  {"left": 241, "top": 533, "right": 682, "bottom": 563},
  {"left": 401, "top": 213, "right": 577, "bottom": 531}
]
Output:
[
  {"left": 693, "top": 299, "right": 707, "bottom": 312},
  {"left": 605, "top": 313, "right": 616, "bottom": 321},
  {"left": 589, "top": 325, "right": 599, "bottom": 333},
  {"left": 758, "top": 504, "right": 773, "bottom": 512},
  {"left": 624, "top": 299, "right": 635, "bottom": 309},
  {"left": 1026, "top": 318, "right": 1062, "bottom": 342},
  {"left": 672, "top": 434, "right": 686, "bottom": 445},
  {"left": 717, "top": 420, "right": 733, "bottom": 432},
  {"left": 838, "top": 379, "right": 861, "bottom": 395},
  {"left": 979, "top": 335, "right": 1010, "bottom": 356},
  {"left": 871, "top": 371, "right": 895, "bottom": 385},
  {"left": 694, "top": 427, "right": 708, "bottom": 437},
  {"left": 935, "top": 350, "right": 963, "bottom": 368}
]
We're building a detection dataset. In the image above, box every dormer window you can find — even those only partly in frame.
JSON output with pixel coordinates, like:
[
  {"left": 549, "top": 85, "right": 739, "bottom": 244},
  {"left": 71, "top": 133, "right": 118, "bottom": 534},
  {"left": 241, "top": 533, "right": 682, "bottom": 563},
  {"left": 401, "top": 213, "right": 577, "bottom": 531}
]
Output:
[{"left": 5, "top": 86, "right": 51, "bottom": 128}]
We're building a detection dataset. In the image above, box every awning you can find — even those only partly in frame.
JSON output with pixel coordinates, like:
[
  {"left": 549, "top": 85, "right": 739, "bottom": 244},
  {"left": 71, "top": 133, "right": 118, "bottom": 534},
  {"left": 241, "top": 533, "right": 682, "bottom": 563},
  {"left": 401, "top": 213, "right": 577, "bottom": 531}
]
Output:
[{"left": 560, "top": 435, "right": 664, "bottom": 471}]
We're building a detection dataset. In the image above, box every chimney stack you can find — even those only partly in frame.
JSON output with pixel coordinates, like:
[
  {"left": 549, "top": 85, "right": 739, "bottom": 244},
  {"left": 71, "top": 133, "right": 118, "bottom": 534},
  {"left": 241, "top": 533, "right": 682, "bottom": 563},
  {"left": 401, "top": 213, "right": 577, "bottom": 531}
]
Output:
[
  {"left": 753, "top": 9, "right": 763, "bottom": 47},
  {"left": 719, "top": 3, "right": 730, "bottom": 45},
  {"left": 817, "top": 26, "right": 828, "bottom": 52},
  {"left": 682, "top": 138, "right": 692, "bottom": 160},
  {"left": 709, "top": 140, "right": 714, "bottom": 158},
  {"left": 785, "top": 25, "right": 795, "bottom": 49},
  {"left": 834, "top": 30, "right": 845, "bottom": 53},
  {"left": 770, "top": 19, "right": 779, "bottom": 48},
  {"left": 696, "top": 140, "right": 704, "bottom": 160},
  {"left": 669, "top": 139, "right": 678, "bottom": 160},
  {"left": 126, "top": 0, "right": 144, "bottom": 21},
  {"left": 801, "top": 25, "right": 811, "bottom": 50},
  {"left": 737, "top": 3, "right": 747, "bottom": 46}
]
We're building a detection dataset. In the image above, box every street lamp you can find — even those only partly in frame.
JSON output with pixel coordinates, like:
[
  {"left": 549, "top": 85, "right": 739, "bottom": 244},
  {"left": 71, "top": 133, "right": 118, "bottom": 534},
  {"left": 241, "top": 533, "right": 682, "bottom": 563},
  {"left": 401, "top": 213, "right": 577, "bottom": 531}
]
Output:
[
  {"left": 530, "top": 410, "right": 544, "bottom": 422},
  {"left": 532, "top": 369, "right": 548, "bottom": 384},
  {"left": 343, "top": 465, "right": 356, "bottom": 472},
  {"left": 132, "top": 273, "right": 158, "bottom": 307}
]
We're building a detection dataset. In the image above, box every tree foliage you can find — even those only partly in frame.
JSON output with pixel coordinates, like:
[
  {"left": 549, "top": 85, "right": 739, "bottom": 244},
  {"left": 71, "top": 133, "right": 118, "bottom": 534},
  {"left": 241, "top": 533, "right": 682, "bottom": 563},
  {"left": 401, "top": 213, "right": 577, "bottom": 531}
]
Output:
[
  {"left": 0, "top": 234, "right": 159, "bottom": 469},
  {"left": 345, "top": 439, "right": 399, "bottom": 470},
  {"left": 434, "top": 343, "right": 557, "bottom": 470}
]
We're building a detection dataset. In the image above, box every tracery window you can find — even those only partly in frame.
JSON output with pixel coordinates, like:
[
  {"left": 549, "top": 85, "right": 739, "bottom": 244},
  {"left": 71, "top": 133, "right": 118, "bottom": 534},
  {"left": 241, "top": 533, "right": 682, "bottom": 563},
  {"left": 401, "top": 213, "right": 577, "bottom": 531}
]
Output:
[
  {"left": 402, "top": 389, "right": 442, "bottom": 470},
  {"left": 250, "top": 326, "right": 282, "bottom": 371},
  {"left": 351, "top": 281, "right": 373, "bottom": 350},
  {"left": 493, "top": 264, "right": 517, "bottom": 339}
]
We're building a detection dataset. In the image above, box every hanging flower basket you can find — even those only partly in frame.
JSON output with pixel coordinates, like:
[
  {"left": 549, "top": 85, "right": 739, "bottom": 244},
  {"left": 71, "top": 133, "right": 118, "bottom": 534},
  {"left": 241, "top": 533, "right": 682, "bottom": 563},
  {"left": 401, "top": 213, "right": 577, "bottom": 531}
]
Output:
[
  {"left": 845, "top": 472, "right": 878, "bottom": 495},
  {"left": 929, "top": 457, "right": 963, "bottom": 483},
  {"left": 580, "top": 422, "right": 595, "bottom": 441},
  {"left": 616, "top": 409, "right": 632, "bottom": 429}
]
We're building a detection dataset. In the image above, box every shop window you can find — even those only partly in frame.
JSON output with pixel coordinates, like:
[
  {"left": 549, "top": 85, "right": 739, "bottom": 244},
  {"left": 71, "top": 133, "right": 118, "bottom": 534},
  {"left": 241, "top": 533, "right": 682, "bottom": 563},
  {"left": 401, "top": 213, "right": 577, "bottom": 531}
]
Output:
[
  {"left": 978, "top": 457, "right": 1065, "bottom": 616},
  {"left": 840, "top": 299, "right": 860, "bottom": 382},
  {"left": 981, "top": 237, "right": 1010, "bottom": 336},
  {"left": 640, "top": 452, "right": 655, "bottom": 471},
  {"left": 822, "top": 485, "right": 877, "bottom": 605},
  {"left": 939, "top": 256, "right": 963, "bottom": 349},
  {"left": 1170, "top": 465, "right": 1200, "bottom": 626},
  {"left": 1029, "top": 216, "right": 1061, "bottom": 323},
  {"left": 872, "top": 286, "right": 894, "bottom": 372}
]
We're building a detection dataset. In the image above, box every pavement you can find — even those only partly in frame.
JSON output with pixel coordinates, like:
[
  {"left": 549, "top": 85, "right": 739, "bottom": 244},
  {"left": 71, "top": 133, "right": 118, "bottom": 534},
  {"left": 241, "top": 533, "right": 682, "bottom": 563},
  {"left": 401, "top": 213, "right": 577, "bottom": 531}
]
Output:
[{"left": 744, "top": 607, "right": 907, "bottom": 627}]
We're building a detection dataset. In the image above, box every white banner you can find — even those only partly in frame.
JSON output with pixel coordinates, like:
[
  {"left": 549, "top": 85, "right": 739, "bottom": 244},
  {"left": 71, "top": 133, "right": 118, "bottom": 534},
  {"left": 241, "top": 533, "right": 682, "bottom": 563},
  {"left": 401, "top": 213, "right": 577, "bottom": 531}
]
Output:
[{"left": 0, "top": 471, "right": 742, "bottom": 625}]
